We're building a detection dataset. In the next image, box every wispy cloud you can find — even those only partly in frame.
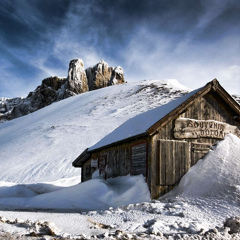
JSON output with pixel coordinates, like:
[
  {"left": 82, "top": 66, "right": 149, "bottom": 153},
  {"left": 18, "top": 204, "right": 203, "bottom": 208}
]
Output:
[
  {"left": 120, "top": 17, "right": 240, "bottom": 94},
  {"left": 196, "top": 0, "right": 230, "bottom": 30},
  {"left": 0, "top": 0, "right": 239, "bottom": 97},
  {"left": 0, "top": 59, "right": 36, "bottom": 97}
]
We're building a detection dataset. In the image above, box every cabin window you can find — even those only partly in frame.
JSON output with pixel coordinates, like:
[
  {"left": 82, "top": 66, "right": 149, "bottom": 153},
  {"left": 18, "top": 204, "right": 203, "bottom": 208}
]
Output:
[
  {"left": 131, "top": 142, "right": 147, "bottom": 177},
  {"left": 83, "top": 162, "right": 92, "bottom": 181}
]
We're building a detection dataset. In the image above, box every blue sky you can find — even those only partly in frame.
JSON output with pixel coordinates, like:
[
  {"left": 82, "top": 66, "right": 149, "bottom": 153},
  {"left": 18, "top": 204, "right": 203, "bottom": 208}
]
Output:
[{"left": 0, "top": 0, "right": 240, "bottom": 98}]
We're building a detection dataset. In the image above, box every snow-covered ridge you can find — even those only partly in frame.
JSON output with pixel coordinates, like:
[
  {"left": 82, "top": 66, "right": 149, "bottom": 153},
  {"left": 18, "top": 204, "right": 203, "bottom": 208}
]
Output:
[
  {"left": 0, "top": 79, "right": 189, "bottom": 183},
  {"left": 0, "top": 59, "right": 125, "bottom": 123}
]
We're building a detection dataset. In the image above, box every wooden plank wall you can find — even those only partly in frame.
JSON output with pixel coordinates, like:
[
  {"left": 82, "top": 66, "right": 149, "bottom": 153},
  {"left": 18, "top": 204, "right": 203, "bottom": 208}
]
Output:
[
  {"left": 151, "top": 93, "right": 240, "bottom": 198},
  {"left": 91, "top": 138, "right": 148, "bottom": 179},
  {"left": 158, "top": 140, "right": 190, "bottom": 186},
  {"left": 131, "top": 142, "right": 147, "bottom": 176},
  {"left": 82, "top": 160, "right": 92, "bottom": 182}
]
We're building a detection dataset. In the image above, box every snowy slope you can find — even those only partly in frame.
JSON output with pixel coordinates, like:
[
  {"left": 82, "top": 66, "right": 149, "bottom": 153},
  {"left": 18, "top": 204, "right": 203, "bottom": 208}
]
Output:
[
  {"left": 0, "top": 79, "right": 240, "bottom": 239},
  {"left": 0, "top": 135, "right": 239, "bottom": 239},
  {"left": 0, "top": 79, "right": 189, "bottom": 183},
  {"left": 90, "top": 87, "right": 201, "bottom": 151}
]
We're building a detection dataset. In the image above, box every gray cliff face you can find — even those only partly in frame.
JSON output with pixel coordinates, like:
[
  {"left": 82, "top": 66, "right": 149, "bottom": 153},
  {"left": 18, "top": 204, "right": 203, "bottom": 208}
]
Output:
[{"left": 0, "top": 59, "right": 124, "bottom": 122}]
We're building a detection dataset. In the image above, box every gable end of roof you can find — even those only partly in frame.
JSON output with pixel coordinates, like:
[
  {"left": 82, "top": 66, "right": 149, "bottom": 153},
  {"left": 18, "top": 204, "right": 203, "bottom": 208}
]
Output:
[
  {"left": 212, "top": 79, "right": 240, "bottom": 115},
  {"left": 147, "top": 80, "right": 212, "bottom": 134},
  {"left": 147, "top": 79, "right": 240, "bottom": 135}
]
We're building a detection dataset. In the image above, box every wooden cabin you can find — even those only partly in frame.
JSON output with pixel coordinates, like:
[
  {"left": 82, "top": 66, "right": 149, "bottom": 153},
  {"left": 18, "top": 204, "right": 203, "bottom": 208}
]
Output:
[{"left": 73, "top": 79, "right": 240, "bottom": 198}]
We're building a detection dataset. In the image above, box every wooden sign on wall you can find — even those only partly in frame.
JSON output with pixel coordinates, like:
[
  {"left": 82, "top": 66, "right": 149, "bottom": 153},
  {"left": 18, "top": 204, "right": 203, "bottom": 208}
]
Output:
[{"left": 174, "top": 118, "right": 240, "bottom": 139}]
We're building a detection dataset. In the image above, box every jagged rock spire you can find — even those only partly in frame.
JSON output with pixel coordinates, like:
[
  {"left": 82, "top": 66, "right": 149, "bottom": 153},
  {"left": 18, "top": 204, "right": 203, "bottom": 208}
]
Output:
[
  {"left": 86, "top": 60, "right": 125, "bottom": 91},
  {"left": 0, "top": 58, "right": 125, "bottom": 122},
  {"left": 67, "top": 59, "right": 89, "bottom": 94}
]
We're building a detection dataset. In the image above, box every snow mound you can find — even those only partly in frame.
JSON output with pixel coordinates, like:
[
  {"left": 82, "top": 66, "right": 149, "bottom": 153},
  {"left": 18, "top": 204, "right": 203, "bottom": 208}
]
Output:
[
  {"left": 0, "top": 175, "right": 150, "bottom": 211},
  {"left": 165, "top": 134, "right": 240, "bottom": 202}
]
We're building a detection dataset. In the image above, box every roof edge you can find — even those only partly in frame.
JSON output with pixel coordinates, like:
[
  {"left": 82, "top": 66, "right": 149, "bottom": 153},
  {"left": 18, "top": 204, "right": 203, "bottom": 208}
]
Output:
[
  {"left": 72, "top": 148, "right": 90, "bottom": 167},
  {"left": 147, "top": 80, "right": 213, "bottom": 135},
  {"left": 147, "top": 79, "right": 240, "bottom": 135},
  {"left": 88, "top": 132, "right": 148, "bottom": 153},
  {"left": 213, "top": 79, "right": 240, "bottom": 115}
]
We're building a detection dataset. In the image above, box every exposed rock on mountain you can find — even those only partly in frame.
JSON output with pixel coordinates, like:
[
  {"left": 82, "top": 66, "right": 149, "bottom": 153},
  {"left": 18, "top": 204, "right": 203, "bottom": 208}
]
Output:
[
  {"left": 86, "top": 60, "right": 125, "bottom": 90},
  {"left": 27, "top": 76, "right": 67, "bottom": 106},
  {"left": 0, "top": 59, "right": 124, "bottom": 122},
  {"left": 1, "top": 76, "right": 67, "bottom": 120},
  {"left": 66, "top": 59, "right": 89, "bottom": 95}
]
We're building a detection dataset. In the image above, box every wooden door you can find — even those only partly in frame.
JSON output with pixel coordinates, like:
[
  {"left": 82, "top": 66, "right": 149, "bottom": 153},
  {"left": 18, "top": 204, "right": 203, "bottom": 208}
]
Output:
[
  {"left": 158, "top": 140, "right": 190, "bottom": 185},
  {"left": 191, "top": 142, "right": 211, "bottom": 165}
]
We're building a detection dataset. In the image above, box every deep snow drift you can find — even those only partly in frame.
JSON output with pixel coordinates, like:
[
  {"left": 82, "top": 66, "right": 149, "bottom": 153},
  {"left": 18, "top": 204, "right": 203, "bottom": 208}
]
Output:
[
  {"left": 0, "top": 175, "right": 150, "bottom": 211},
  {"left": 0, "top": 134, "right": 239, "bottom": 239},
  {"left": 165, "top": 134, "right": 240, "bottom": 202}
]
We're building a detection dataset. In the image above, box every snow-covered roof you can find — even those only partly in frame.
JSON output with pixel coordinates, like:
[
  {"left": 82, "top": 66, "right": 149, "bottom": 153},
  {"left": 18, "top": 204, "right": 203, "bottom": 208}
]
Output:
[{"left": 89, "top": 87, "right": 202, "bottom": 151}]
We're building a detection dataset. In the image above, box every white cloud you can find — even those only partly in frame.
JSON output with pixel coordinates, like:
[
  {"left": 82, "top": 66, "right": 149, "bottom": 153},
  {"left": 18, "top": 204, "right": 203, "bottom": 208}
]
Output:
[
  {"left": 53, "top": 38, "right": 101, "bottom": 69},
  {"left": 120, "top": 25, "right": 240, "bottom": 95},
  {"left": 1, "top": 1, "right": 239, "bottom": 98},
  {"left": 197, "top": 0, "right": 229, "bottom": 30},
  {"left": 0, "top": 73, "right": 35, "bottom": 98},
  {"left": 50, "top": 1, "right": 113, "bottom": 69},
  {"left": 217, "top": 65, "right": 240, "bottom": 95}
]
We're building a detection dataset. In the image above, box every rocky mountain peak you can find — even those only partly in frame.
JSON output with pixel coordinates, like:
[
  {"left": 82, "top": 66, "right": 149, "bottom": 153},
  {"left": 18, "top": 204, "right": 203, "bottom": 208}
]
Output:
[
  {"left": 67, "top": 59, "right": 89, "bottom": 95},
  {"left": 86, "top": 59, "right": 125, "bottom": 91},
  {"left": 0, "top": 59, "right": 125, "bottom": 122}
]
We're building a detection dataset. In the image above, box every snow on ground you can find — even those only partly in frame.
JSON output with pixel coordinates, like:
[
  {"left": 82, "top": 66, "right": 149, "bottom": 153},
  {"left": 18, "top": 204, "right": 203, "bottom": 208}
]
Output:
[
  {"left": 0, "top": 80, "right": 239, "bottom": 239},
  {"left": 0, "top": 175, "right": 150, "bottom": 211},
  {"left": 0, "top": 134, "right": 239, "bottom": 239},
  {"left": 164, "top": 134, "right": 240, "bottom": 202},
  {"left": 0, "top": 79, "right": 189, "bottom": 183}
]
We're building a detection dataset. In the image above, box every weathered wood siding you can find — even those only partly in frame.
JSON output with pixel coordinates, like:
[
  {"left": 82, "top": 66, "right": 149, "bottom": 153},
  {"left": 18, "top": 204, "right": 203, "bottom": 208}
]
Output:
[
  {"left": 81, "top": 159, "right": 93, "bottom": 182},
  {"left": 90, "top": 138, "right": 149, "bottom": 180},
  {"left": 131, "top": 142, "right": 147, "bottom": 176},
  {"left": 191, "top": 142, "right": 212, "bottom": 165},
  {"left": 150, "top": 93, "right": 240, "bottom": 198},
  {"left": 158, "top": 140, "right": 190, "bottom": 186}
]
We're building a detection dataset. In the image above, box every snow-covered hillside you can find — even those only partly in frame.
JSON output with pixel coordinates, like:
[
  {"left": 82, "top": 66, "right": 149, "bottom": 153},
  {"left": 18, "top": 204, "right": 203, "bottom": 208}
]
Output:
[
  {"left": 0, "top": 79, "right": 189, "bottom": 183},
  {"left": 0, "top": 135, "right": 239, "bottom": 239},
  {"left": 0, "top": 79, "right": 240, "bottom": 239}
]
